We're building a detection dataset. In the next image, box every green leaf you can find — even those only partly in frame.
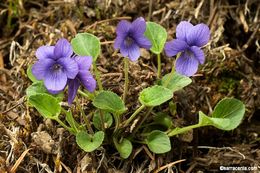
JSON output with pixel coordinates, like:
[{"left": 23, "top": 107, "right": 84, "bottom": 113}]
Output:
[
  {"left": 26, "top": 82, "right": 64, "bottom": 101},
  {"left": 144, "top": 22, "right": 167, "bottom": 54},
  {"left": 71, "top": 33, "right": 101, "bottom": 61},
  {"left": 139, "top": 85, "right": 173, "bottom": 107},
  {"left": 76, "top": 131, "right": 104, "bottom": 152},
  {"left": 147, "top": 130, "right": 171, "bottom": 154},
  {"left": 92, "top": 91, "right": 126, "bottom": 115},
  {"left": 199, "top": 111, "right": 230, "bottom": 129},
  {"left": 28, "top": 93, "right": 61, "bottom": 119},
  {"left": 114, "top": 138, "right": 133, "bottom": 159},
  {"left": 93, "top": 111, "right": 113, "bottom": 130},
  {"left": 153, "top": 113, "right": 172, "bottom": 128},
  {"left": 26, "top": 81, "right": 47, "bottom": 97},
  {"left": 26, "top": 65, "right": 38, "bottom": 82},
  {"left": 199, "top": 98, "right": 245, "bottom": 130},
  {"left": 162, "top": 72, "right": 192, "bottom": 92}
]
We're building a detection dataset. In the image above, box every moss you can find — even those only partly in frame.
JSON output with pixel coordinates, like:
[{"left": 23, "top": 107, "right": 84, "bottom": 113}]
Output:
[{"left": 218, "top": 77, "right": 239, "bottom": 93}]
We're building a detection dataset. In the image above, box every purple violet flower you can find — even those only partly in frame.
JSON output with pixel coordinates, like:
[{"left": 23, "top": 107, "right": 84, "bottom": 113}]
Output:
[
  {"left": 164, "top": 21, "right": 210, "bottom": 76},
  {"left": 68, "top": 56, "right": 96, "bottom": 104},
  {"left": 32, "top": 38, "right": 79, "bottom": 93},
  {"left": 114, "top": 17, "right": 152, "bottom": 61}
]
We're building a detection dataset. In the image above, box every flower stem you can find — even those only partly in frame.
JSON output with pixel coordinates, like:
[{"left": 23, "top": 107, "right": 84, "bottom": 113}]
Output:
[
  {"left": 75, "top": 98, "right": 94, "bottom": 134},
  {"left": 123, "top": 57, "right": 129, "bottom": 103},
  {"left": 163, "top": 60, "right": 176, "bottom": 88},
  {"left": 99, "top": 110, "right": 105, "bottom": 131},
  {"left": 61, "top": 108, "right": 79, "bottom": 134},
  {"left": 113, "top": 113, "right": 120, "bottom": 133},
  {"left": 123, "top": 105, "right": 145, "bottom": 128},
  {"left": 157, "top": 53, "right": 161, "bottom": 78},
  {"left": 163, "top": 66, "right": 175, "bottom": 88},
  {"left": 132, "top": 107, "right": 153, "bottom": 134},
  {"left": 93, "top": 62, "right": 103, "bottom": 91},
  {"left": 167, "top": 123, "right": 201, "bottom": 137},
  {"left": 78, "top": 89, "right": 94, "bottom": 100},
  {"left": 82, "top": 113, "right": 94, "bottom": 134},
  {"left": 55, "top": 118, "right": 72, "bottom": 132}
]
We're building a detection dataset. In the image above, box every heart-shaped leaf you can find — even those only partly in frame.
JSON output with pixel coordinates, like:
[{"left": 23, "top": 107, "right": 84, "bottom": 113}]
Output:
[
  {"left": 71, "top": 33, "right": 101, "bottom": 61},
  {"left": 93, "top": 91, "right": 126, "bottom": 115},
  {"left": 114, "top": 138, "right": 133, "bottom": 159},
  {"left": 93, "top": 111, "right": 113, "bottom": 130},
  {"left": 26, "top": 65, "right": 38, "bottom": 82},
  {"left": 199, "top": 98, "right": 245, "bottom": 130},
  {"left": 144, "top": 22, "right": 167, "bottom": 54},
  {"left": 26, "top": 82, "right": 64, "bottom": 101},
  {"left": 139, "top": 85, "right": 173, "bottom": 107},
  {"left": 147, "top": 130, "right": 171, "bottom": 154},
  {"left": 76, "top": 131, "right": 104, "bottom": 152},
  {"left": 162, "top": 72, "right": 192, "bottom": 92},
  {"left": 28, "top": 93, "right": 61, "bottom": 119}
]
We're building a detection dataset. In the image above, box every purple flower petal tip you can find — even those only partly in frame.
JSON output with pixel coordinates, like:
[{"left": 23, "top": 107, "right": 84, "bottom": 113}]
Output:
[
  {"left": 79, "top": 72, "right": 97, "bottom": 92},
  {"left": 187, "top": 23, "right": 210, "bottom": 47},
  {"left": 54, "top": 38, "right": 73, "bottom": 59},
  {"left": 164, "top": 39, "right": 188, "bottom": 57},
  {"left": 175, "top": 52, "right": 199, "bottom": 77},
  {"left": 35, "top": 46, "right": 55, "bottom": 60},
  {"left": 75, "top": 56, "right": 93, "bottom": 71}
]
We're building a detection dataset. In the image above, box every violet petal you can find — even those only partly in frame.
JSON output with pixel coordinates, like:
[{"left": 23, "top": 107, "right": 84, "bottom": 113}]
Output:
[
  {"left": 121, "top": 42, "right": 140, "bottom": 61},
  {"left": 116, "top": 20, "right": 131, "bottom": 37},
  {"left": 190, "top": 46, "right": 205, "bottom": 64},
  {"left": 75, "top": 56, "right": 92, "bottom": 71},
  {"left": 135, "top": 36, "right": 152, "bottom": 49},
  {"left": 32, "top": 58, "right": 55, "bottom": 80},
  {"left": 35, "top": 46, "right": 55, "bottom": 60},
  {"left": 187, "top": 23, "right": 210, "bottom": 47},
  {"left": 57, "top": 57, "right": 79, "bottom": 79},
  {"left": 78, "top": 71, "right": 96, "bottom": 92},
  {"left": 176, "top": 21, "right": 193, "bottom": 41},
  {"left": 175, "top": 52, "right": 199, "bottom": 76},
  {"left": 44, "top": 70, "right": 67, "bottom": 93},
  {"left": 68, "top": 79, "right": 80, "bottom": 105},
  {"left": 130, "top": 17, "right": 146, "bottom": 36},
  {"left": 54, "top": 38, "right": 73, "bottom": 59},
  {"left": 114, "top": 35, "right": 125, "bottom": 49},
  {"left": 164, "top": 39, "right": 189, "bottom": 57}
]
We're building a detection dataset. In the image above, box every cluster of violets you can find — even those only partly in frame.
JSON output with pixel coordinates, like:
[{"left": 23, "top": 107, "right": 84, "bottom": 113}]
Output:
[
  {"left": 28, "top": 17, "right": 247, "bottom": 157},
  {"left": 32, "top": 17, "right": 210, "bottom": 102}
]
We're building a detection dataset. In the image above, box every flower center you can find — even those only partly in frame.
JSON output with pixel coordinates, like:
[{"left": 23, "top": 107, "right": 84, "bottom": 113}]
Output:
[
  {"left": 185, "top": 50, "right": 194, "bottom": 57},
  {"left": 52, "top": 63, "right": 62, "bottom": 72},
  {"left": 124, "top": 36, "right": 134, "bottom": 47}
]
